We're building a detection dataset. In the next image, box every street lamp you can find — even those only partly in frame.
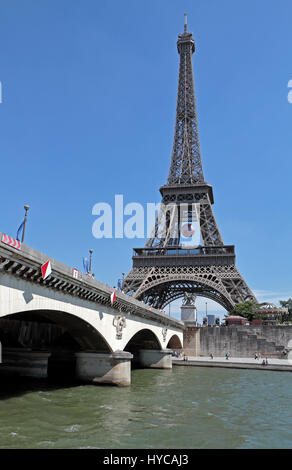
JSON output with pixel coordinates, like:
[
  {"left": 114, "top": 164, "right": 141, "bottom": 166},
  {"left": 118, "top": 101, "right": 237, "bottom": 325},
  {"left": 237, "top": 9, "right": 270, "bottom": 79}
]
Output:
[
  {"left": 89, "top": 249, "right": 93, "bottom": 274},
  {"left": 22, "top": 205, "right": 30, "bottom": 243}
]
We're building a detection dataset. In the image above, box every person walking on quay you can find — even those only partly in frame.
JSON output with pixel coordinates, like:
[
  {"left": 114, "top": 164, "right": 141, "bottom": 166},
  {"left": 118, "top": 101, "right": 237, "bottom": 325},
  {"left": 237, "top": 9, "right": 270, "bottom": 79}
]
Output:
[
  {"left": 254, "top": 352, "right": 258, "bottom": 360},
  {"left": 225, "top": 352, "right": 230, "bottom": 360},
  {"left": 210, "top": 353, "right": 214, "bottom": 360}
]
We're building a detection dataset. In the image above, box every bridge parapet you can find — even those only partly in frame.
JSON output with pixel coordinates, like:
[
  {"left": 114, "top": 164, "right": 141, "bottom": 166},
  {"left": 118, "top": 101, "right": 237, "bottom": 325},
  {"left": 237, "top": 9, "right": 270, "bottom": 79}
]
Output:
[{"left": 0, "top": 232, "right": 183, "bottom": 331}]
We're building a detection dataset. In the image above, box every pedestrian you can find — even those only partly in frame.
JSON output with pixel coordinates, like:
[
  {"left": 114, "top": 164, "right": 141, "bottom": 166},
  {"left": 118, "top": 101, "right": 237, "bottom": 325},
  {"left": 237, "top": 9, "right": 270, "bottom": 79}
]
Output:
[
  {"left": 210, "top": 353, "right": 214, "bottom": 360},
  {"left": 225, "top": 352, "right": 229, "bottom": 360},
  {"left": 265, "top": 357, "right": 268, "bottom": 365},
  {"left": 254, "top": 353, "right": 258, "bottom": 360}
]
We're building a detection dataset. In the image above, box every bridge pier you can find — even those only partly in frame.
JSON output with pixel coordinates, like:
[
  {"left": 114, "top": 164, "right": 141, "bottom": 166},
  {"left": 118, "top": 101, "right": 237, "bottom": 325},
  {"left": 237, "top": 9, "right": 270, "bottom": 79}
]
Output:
[
  {"left": 0, "top": 348, "right": 51, "bottom": 378},
  {"left": 138, "top": 349, "right": 172, "bottom": 369},
  {"left": 75, "top": 351, "right": 133, "bottom": 386}
]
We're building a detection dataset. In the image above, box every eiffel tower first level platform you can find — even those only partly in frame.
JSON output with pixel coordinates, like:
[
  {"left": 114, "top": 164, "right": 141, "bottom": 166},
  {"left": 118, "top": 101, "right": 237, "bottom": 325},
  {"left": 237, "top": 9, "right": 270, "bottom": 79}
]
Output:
[{"left": 123, "top": 15, "right": 256, "bottom": 313}]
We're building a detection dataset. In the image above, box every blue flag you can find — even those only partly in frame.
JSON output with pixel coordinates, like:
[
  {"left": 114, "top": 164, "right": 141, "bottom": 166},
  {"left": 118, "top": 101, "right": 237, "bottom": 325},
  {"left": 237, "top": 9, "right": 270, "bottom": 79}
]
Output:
[
  {"left": 83, "top": 257, "right": 90, "bottom": 274},
  {"left": 117, "top": 279, "right": 122, "bottom": 291},
  {"left": 16, "top": 221, "right": 24, "bottom": 241}
]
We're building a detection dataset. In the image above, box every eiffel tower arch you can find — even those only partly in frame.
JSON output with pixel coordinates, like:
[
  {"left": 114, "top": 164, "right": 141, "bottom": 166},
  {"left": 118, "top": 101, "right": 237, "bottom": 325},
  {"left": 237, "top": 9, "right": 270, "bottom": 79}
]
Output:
[{"left": 123, "top": 15, "right": 256, "bottom": 313}]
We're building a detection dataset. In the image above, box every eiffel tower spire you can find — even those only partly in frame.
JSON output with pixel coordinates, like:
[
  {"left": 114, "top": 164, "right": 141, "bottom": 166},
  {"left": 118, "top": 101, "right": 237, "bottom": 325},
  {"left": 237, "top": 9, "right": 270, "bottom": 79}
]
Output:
[
  {"left": 167, "top": 15, "right": 204, "bottom": 185},
  {"left": 123, "top": 16, "right": 256, "bottom": 312}
]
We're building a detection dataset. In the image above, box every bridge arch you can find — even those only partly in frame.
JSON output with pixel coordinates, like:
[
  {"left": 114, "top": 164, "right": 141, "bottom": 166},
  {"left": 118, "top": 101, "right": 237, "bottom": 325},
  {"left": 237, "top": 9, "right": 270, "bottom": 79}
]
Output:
[
  {"left": 124, "top": 328, "right": 162, "bottom": 353},
  {"left": 0, "top": 310, "right": 112, "bottom": 353},
  {"left": 167, "top": 334, "right": 183, "bottom": 350},
  {"left": 124, "top": 328, "right": 164, "bottom": 367}
]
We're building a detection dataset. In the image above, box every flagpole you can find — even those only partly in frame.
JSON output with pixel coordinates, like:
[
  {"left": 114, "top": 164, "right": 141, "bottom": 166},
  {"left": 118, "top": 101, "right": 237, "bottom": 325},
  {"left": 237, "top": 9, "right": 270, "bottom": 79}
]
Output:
[
  {"left": 89, "top": 249, "right": 93, "bottom": 274},
  {"left": 21, "top": 205, "right": 30, "bottom": 243}
]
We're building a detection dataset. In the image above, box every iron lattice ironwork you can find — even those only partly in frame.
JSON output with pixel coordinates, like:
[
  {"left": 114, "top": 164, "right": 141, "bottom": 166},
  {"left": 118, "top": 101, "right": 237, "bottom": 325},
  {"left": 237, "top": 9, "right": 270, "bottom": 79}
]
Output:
[{"left": 123, "top": 16, "right": 256, "bottom": 312}]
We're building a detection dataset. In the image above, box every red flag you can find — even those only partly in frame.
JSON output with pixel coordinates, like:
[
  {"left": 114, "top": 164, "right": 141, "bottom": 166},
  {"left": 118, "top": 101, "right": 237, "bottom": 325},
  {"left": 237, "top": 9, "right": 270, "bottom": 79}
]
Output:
[
  {"left": 111, "top": 291, "right": 116, "bottom": 304},
  {"left": 41, "top": 260, "right": 52, "bottom": 280}
]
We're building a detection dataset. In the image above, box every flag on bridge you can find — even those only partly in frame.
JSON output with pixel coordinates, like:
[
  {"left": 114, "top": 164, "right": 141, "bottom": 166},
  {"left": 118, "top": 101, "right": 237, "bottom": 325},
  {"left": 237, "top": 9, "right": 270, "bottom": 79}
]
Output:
[
  {"left": 117, "top": 279, "right": 122, "bottom": 291},
  {"left": 41, "top": 260, "right": 52, "bottom": 280},
  {"left": 83, "top": 257, "right": 89, "bottom": 274},
  {"left": 111, "top": 291, "right": 116, "bottom": 304},
  {"left": 16, "top": 221, "right": 24, "bottom": 242},
  {"left": 72, "top": 268, "right": 79, "bottom": 280}
]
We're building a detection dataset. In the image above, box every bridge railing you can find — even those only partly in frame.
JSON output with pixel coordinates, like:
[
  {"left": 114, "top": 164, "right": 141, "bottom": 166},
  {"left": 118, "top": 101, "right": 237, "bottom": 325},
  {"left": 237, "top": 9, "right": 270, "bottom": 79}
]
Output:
[{"left": 133, "top": 245, "right": 235, "bottom": 257}]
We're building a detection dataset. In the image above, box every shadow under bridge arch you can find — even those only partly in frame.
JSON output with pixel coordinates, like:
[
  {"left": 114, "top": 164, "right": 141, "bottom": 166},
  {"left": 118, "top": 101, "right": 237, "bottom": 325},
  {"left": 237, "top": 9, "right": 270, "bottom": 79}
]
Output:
[
  {"left": 124, "top": 328, "right": 162, "bottom": 368},
  {"left": 0, "top": 309, "right": 112, "bottom": 353},
  {"left": 166, "top": 334, "right": 183, "bottom": 350}
]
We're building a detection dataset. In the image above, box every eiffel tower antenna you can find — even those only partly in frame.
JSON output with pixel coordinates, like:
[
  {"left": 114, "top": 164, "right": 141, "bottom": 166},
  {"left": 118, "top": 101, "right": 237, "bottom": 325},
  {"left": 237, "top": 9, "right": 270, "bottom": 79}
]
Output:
[
  {"left": 123, "top": 17, "right": 256, "bottom": 312},
  {"left": 184, "top": 13, "right": 188, "bottom": 32}
]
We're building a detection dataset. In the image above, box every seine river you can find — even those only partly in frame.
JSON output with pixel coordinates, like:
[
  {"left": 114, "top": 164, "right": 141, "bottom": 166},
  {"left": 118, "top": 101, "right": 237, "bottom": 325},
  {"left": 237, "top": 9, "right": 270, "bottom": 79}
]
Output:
[{"left": 0, "top": 366, "right": 291, "bottom": 449}]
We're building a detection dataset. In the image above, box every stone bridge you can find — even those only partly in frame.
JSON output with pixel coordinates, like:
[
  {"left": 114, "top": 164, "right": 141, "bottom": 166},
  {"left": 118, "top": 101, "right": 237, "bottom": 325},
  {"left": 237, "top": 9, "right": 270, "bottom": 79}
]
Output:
[{"left": 0, "top": 232, "right": 184, "bottom": 386}]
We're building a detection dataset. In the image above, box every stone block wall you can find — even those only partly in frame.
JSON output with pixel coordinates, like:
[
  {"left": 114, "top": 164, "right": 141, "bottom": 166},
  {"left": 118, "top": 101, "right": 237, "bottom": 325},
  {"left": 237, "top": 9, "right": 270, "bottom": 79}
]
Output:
[
  {"left": 183, "top": 327, "right": 200, "bottom": 356},
  {"left": 196, "top": 325, "right": 292, "bottom": 358}
]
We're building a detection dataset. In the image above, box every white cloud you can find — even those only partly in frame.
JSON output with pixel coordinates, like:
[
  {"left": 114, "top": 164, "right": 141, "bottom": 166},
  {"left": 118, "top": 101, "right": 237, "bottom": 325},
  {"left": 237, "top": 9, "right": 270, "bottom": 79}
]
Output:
[{"left": 253, "top": 289, "right": 292, "bottom": 305}]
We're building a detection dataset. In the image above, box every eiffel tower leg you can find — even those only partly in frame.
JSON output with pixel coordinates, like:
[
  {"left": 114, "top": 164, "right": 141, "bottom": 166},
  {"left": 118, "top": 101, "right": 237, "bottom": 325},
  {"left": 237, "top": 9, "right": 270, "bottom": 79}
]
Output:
[
  {"left": 220, "top": 266, "right": 256, "bottom": 305},
  {"left": 200, "top": 199, "right": 224, "bottom": 246}
]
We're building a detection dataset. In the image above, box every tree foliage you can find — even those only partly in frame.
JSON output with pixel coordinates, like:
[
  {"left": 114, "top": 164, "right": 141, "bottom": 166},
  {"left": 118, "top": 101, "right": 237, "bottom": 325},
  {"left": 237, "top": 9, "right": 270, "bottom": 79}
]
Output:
[{"left": 232, "top": 301, "right": 258, "bottom": 322}]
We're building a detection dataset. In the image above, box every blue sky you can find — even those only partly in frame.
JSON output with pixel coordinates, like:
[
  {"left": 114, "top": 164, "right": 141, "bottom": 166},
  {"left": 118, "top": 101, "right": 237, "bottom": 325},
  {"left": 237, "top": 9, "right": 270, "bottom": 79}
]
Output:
[{"left": 0, "top": 0, "right": 291, "bottom": 320}]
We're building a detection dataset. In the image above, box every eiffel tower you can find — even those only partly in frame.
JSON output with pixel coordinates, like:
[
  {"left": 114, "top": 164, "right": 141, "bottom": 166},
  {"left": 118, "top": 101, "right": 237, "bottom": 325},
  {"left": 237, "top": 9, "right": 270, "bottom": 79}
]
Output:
[{"left": 123, "top": 15, "right": 256, "bottom": 312}]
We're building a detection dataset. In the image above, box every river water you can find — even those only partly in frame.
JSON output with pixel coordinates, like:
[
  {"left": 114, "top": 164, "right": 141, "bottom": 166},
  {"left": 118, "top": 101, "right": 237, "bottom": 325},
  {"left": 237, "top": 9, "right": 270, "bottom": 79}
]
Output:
[{"left": 0, "top": 366, "right": 291, "bottom": 449}]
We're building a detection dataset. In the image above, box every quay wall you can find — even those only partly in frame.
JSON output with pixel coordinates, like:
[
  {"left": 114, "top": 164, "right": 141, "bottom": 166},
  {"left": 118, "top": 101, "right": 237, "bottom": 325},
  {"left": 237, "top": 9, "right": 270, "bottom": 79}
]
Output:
[{"left": 198, "top": 325, "right": 292, "bottom": 358}]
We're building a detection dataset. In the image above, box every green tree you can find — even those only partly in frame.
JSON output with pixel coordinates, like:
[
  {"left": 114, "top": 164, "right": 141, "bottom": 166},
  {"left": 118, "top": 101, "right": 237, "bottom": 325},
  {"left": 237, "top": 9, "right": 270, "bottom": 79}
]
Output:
[{"left": 232, "top": 301, "right": 258, "bottom": 322}]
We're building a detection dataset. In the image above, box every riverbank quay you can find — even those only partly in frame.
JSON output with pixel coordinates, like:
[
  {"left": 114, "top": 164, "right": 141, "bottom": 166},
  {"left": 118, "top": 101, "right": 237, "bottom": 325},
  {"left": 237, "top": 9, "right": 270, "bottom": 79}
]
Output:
[{"left": 173, "top": 356, "right": 292, "bottom": 372}]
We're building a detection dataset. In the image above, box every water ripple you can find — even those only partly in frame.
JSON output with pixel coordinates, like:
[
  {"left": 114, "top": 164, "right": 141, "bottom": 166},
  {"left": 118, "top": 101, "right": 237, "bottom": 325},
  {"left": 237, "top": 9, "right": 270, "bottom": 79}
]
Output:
[{"left": 0, "top": 368, "right": 292, "bottom": 448}]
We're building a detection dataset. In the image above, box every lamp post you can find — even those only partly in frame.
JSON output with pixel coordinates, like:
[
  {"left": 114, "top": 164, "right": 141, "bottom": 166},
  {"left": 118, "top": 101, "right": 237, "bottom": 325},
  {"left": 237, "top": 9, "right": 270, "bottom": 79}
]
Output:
[
  {"left": 89, "top": 249, "right": 93, "bottom": 275},
  {"left": 205, "top": 301, "right": 208, "bottom": 326},
  {"left": 121, "top": 272, "right": 125, "bottom": 291},
  {"left": 21, "top": 205, "right": 30, "bottom": 243}
]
